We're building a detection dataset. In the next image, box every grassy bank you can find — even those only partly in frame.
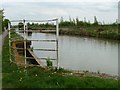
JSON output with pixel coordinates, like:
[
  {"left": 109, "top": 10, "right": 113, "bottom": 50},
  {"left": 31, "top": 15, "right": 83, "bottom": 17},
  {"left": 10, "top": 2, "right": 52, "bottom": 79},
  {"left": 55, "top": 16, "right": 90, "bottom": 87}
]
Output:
[
  {"left": 59, "top": 25, "right": 119, "bottom": 40},
  {"left": 25, "top": 23, "right": 119, "bottom": 40},
  {"left": 2, "top": 33, "right": 118, "bottom": 88}
]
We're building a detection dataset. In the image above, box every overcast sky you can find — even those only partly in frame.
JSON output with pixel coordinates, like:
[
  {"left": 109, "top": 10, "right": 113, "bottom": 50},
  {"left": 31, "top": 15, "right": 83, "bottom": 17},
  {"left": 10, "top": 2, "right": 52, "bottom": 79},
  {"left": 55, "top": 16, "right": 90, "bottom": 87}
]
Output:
[{"left": 1, "top": 0, "right": 120, "bottom": 24}]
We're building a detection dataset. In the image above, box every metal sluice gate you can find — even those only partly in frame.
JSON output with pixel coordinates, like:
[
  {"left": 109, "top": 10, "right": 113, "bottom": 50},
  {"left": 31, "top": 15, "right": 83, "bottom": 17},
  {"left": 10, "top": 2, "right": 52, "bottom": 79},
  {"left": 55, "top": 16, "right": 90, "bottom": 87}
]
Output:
[{"left": 8, "top": 19, "right": 59, "bottom": 69}]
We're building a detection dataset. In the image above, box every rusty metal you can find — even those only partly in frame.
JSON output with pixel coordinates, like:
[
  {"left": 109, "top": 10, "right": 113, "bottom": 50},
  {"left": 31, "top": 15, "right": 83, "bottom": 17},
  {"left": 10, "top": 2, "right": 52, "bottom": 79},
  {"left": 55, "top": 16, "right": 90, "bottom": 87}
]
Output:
[
  {"left": 11, "top": 47, "right": 57, "bottom": 51},
  {"left": 9, "top": 19, "right": 59, "bottom": 68},
  {"left": 25, "top": 57, "right": 56, "bottom": 60}
]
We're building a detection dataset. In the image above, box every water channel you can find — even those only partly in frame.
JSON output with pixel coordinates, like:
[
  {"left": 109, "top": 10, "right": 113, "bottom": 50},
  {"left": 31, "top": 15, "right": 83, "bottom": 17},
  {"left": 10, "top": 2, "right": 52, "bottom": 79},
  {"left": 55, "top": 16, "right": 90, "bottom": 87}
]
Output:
[{"left": 19, "top": 32, "right": 118, "bottom": 76}]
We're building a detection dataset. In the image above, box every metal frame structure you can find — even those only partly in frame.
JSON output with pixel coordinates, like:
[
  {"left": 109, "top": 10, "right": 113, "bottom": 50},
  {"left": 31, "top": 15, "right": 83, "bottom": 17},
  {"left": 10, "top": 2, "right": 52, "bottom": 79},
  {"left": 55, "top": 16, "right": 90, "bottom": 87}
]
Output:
[{"left": 8, "top": 19, "right": 59, "bottom": 69}]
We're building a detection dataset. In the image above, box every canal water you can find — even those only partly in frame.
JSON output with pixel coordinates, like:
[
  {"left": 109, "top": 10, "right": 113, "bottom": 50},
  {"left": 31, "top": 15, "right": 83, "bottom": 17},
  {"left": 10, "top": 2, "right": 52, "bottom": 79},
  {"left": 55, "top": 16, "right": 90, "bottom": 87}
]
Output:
[{"left": 19, "top": 32, "right": 118, "bottom": 76}]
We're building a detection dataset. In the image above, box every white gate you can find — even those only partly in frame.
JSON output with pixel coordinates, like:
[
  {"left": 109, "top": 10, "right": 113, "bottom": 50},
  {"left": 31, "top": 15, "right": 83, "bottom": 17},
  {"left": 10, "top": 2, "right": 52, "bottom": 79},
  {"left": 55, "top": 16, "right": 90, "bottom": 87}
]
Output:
[{"left": 8, "top": 19, "right": 59, "bottom": 69}]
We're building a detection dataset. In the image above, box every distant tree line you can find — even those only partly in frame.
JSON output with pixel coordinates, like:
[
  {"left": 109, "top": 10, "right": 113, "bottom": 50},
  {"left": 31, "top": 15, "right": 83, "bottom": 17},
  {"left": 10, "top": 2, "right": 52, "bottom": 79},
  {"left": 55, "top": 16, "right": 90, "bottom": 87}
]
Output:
[
  {"left": 59, "top": 16, "right": 118, "bottom": 27},
  {"left": 18, "top": 16, "right": 118, "bottom": 29},
  {"left": 18, "top": 22, "right": 55, "bottom": 30}
]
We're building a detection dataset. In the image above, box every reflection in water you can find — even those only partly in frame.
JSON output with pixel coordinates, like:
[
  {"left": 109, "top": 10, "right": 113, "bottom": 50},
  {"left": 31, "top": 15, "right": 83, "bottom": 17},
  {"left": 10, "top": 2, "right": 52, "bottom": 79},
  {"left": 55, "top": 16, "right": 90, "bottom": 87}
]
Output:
[{"left": 20, "top": 32, "right": 118, "bottom": 76}]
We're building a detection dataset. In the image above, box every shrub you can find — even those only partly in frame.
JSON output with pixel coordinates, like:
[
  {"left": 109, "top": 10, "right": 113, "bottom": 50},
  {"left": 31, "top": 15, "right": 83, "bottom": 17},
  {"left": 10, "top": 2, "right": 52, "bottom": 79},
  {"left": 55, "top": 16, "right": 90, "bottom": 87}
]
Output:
[{"left": 46, "top": 57, "right": 53, "bottom": 67}]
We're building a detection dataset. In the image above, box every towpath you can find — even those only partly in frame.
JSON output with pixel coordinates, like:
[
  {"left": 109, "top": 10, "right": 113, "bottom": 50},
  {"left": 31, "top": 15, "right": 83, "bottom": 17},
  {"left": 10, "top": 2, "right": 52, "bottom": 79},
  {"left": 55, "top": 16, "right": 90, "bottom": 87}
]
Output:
[{"left": 0, "top": 30, "right": 8, "bottom": 89}]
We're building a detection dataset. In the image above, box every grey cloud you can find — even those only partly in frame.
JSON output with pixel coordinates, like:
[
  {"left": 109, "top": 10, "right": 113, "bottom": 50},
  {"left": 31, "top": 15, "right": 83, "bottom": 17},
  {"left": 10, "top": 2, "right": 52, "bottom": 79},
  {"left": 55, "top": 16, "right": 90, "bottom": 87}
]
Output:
[{"left": 2, "top": 1, "right": 118, "bottom": 23}]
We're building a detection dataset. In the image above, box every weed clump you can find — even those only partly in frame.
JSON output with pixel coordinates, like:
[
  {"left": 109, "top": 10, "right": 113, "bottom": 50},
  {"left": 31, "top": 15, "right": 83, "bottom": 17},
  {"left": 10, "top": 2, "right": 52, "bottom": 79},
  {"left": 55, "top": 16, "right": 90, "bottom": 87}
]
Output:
[{"left": 46, "top": 57, "right": 53, "bottom": 67}]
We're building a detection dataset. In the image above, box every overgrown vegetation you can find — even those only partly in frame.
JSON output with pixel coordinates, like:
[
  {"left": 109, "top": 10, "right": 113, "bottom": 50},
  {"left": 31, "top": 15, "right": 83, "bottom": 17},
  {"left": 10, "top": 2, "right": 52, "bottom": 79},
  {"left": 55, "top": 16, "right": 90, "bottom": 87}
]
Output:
[
  {"left": 0, "top": 9, "right": 10, "bottom": 34},
  {"left": 2, "top": 34, "right": 118, "bottom": 88},
  {"left": 59, "top": 25, "right": 119, "bottom": 40},
  {"left": 0, "top": 9, "right": 3, "bottom": 34}
]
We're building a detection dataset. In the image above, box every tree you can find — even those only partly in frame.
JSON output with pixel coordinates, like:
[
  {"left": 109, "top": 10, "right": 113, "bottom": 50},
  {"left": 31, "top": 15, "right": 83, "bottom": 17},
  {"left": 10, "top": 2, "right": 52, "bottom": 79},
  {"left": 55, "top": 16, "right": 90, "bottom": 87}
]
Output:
[
  {"left": 0, "top": 9, "right": 4, "bottom": 19},
  {"left": 69, "top": 16, "right": 72, "bottom": 22},
  {"left": 76, "top": 17, "right": 79, "bottom": 26},
  {"left": 60, "top": 17, "right": 64, "bottom": 23},
  {"left": 18, "top": 22, "right": 24, "bottom": 29},
  {"left": 84, "top": 17, "right": 86, "bottom": 23},
  {"left": 93, "top": 16, "right": 98, "bottom": 25},
  {"left": 0, "top": 10, "right": 10, "bottom": 32},
  {"left": 0, "top": 9, "right": 4, "bottom": 32},
  {"left": 73, "top": 18, "right": 76, "bottom": 25},
  {"left": 3, "top": 19, "right": 10, "bottom": 30},
  {"left": 27, "top": 22, "right": 30, "bottom": 26}
]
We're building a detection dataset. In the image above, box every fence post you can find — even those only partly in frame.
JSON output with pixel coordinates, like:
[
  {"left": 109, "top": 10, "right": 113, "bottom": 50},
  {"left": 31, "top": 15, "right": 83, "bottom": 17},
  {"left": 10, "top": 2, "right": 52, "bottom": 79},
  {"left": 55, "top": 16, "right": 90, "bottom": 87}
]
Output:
[
  {"left": 8, "top": 22, "right": 12, "bottom": 63},
  {"left": 56, "top": 19, "right": 59, "bottom": 69},
  {"left": 23, "top": 19, "right": 27, "bottom": 68}
]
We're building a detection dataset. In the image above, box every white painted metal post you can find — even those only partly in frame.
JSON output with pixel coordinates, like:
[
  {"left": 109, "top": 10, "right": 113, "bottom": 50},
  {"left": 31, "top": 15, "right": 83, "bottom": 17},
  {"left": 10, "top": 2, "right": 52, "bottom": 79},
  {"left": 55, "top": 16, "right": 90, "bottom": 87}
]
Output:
[
  {"left": 8, "top": 22, "right": 12, "bottom": 63},
  {"left": 23, "top": 20, "right": 27, "bottom": 67},
  {"left": 26, "top": 23, "right": 28, "bottom": 33},
  {"left": 56, "top": 19, "right": 59, "bottom": 69}
]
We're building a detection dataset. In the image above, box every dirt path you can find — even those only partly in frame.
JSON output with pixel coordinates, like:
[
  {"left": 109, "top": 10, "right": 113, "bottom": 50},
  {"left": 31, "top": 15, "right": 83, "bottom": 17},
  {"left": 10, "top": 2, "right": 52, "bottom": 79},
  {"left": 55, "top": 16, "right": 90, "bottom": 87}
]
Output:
[
  {"left": 0, "top": 30, "right": 8, "bottom": 89},
  {"left": 0, "top": 31, "right": 8, "bottom": 55}
]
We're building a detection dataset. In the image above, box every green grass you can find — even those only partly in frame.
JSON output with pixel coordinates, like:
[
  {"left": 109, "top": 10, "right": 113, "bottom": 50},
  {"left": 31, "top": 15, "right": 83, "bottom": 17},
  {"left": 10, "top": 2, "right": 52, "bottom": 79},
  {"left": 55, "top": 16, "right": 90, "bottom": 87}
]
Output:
[
  {"left": 29, "top": 24, "right": 119, "bottom": 40},
  {"left": 2, "top": 34, "right": 119, "bottom": 88},
  {"left": 0, "top": 19, "right": 2, "bottom": 35},
  {"left": 59, "top": 25, "right": 119, "bottom": 40},
  {"left": 10, "top": 31, "right": 24, "bottom": 41}
]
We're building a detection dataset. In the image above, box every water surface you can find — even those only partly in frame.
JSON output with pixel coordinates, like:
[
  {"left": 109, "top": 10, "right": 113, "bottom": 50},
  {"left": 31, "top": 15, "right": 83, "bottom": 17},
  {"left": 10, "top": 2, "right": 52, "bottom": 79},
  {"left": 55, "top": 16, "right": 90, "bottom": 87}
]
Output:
[{"left": 20, "top": 32, "right": 118, "bottom": 76}]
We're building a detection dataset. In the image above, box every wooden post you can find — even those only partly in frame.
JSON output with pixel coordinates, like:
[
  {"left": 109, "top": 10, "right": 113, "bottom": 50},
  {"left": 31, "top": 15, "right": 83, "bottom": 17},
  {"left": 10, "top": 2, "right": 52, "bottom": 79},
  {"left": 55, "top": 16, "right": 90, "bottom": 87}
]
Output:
[
  {"left": 8, "top": 22, "right": 12, "bottom": 63},
  {"left": 56, "top": 19, "right": 59, "bottom": 69},
  {"left": 23, "top": 19, "right": 27, "bottom": 68}
]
